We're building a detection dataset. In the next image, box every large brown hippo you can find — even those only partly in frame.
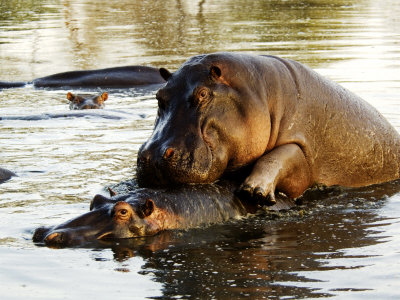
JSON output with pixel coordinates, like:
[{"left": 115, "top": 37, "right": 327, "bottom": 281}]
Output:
[
  {"left": 32, "top": 181, "right": 294, "bottom": 247},
  {"left": 137, "top": 52, "right": 400, "bottom": 204},
  {"left": 0, "top": 65, "right": 165, "bottom": 89}
]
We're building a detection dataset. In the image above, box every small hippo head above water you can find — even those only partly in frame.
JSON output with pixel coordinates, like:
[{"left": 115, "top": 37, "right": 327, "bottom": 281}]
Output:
[
  {"left": 32, "top": 190, "right": 179, "bottom": 247},
  {"left": 67, "top": 92, "right": 108, "bottom": 110}
]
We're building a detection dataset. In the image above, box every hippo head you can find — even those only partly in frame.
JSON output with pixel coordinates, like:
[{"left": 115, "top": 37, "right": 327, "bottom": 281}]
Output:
[
  {"left": 33, "top": 193, "right": 167, "bottom": 247},
  {"left": 137, "top": 53, "right": 271, "bottom": 187},
  {"left": 67, "top": 92, "right": 108, "bottom": 110}
]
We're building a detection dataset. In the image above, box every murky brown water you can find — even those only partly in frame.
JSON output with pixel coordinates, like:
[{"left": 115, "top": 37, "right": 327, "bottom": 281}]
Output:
[{"left": 1, "top": 0, "right": 400, "bottom": 299}]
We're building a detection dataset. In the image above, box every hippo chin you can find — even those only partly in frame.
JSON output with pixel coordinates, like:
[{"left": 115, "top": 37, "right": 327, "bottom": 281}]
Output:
[
  {"left": 137, "top": 52, "right": 400, "bottom": 204},
  {"left": 67, "top": 92, "right": 108, "bottom": 110},
  {"left": 32, "top": 181, "right": 294, "bottom": 247}
]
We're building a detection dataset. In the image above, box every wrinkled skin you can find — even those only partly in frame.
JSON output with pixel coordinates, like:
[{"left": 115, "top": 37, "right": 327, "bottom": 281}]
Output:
[
  {"left": 67, "top": 92, "right": 108, "bottom": 110},
  {"left": 0, "top": 65, "right": 165, "bottom": 89},
  {"left": 32, "top": 182, "right": 294, "bottom": 247},
  {"left": 137, "top": 52, "right": 400, "bottom": 204}
]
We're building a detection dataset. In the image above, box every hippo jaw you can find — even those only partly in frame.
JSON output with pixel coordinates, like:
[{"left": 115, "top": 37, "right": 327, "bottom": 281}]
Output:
[
  {"left": 137, "top": 132, "right": 226, "bottom": 187},
  {"left": 32, "top": 206, "right": 115, "bottom": 247}
]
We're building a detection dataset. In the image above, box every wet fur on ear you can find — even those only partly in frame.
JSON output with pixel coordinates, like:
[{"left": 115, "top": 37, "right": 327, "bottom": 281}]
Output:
[
  {"left": 67, "top": 92, "right": 75, "bottom": 101},
  {"left": 138, "top": 199, "right": 155, "bottom": 218},
  {"left": 101, "top": 92, "right": 108, "bottom": 101},
  {"left": 159, "top": 68, "right": 172, "bottom": 81}
]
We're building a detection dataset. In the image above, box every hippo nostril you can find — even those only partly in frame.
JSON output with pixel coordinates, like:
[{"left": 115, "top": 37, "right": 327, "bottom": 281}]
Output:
[
  {"left": 163, "top": 147, "right": 175, "bottom": 160},
  {"left": 46, "top": 232, "right": 61, "bottom": 241},
  {"left": 138, "top": 150, "right": 151, "bottom": 164},
  {"left": 44, "top": 232, "right": 66, "bottom": 246}
]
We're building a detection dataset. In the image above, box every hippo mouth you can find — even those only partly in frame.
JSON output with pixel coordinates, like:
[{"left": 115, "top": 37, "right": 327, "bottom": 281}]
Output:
[
  {"left": 96, "top": 231, "right": 114, "bottom": 240},
  {"left": 137, "top": 141, "right": 222, "bottom": 187}
]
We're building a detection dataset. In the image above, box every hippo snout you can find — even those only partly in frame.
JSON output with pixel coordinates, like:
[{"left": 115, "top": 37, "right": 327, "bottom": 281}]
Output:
[
  {"left": 32, "top": 205, "right": 114, "bottom": 247},
  {"left": 137, "top": 140, "right": 216, "bottom": 187},
  {"left": 32, "top": 226, "right": 77, "bottom": 247},
  {"left": 137, "top": 144, "right": 177, "bottom": 186}
]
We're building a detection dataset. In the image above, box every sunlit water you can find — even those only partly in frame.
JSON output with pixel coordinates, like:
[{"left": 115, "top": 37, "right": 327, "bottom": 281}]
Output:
[{"left": 1, "top": 0, "right": 400, "bottom": 299}]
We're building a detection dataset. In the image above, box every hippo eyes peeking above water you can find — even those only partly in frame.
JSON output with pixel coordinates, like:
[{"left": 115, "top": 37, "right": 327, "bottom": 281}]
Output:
[
  {"left": 137, "top": 52, "right": 400, "bottom": 204},
  {"left": 67, "top": 92, "right": 108, "bottom": 110}
]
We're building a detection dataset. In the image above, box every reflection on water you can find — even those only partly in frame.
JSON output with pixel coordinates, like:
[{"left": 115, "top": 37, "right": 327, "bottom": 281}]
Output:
[
  {"left": 101, "top": 182, "right": 400, "bottom": 299},
  {"left": 1, "top": 0, "right": 400, "bottom": 299}
]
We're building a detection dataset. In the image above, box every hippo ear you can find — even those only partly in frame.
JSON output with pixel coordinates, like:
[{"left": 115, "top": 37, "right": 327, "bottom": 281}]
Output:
[
  {"left": 107, "top": 187, "right": 117, "bottom": 197},
  {"left": 210, "top": 66, "right": 222, "bottom": 79},
  {"left": 139, "top": 199, "right": 155, "bottom": 218},
  {"left": 159, "top": 68, "right": 172, "bottom": 81},
  {"left": 67, "top": 92, "right": 74, "bottom": 101}
]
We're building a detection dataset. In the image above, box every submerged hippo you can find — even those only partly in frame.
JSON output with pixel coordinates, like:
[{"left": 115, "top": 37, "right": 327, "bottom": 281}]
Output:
[
  {"left": 137, "top": 52, "right": 400, "bottom": 204},
  {"left": 0, "top": 65, "right": 165, "bottom": 89},
  {"left": 32, "top": 181, "right": 294, "bottom": 247},
  {"left": 67, "top": 92, "right": 108, "bottom": 110},
  {"left": 0, "top": 167, "right": 16, "bottom": 183}
]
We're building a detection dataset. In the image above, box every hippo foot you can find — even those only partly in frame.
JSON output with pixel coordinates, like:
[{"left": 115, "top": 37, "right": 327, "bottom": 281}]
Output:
[{"left": 237, "top": 183, "right": 277, "bottom": 206}]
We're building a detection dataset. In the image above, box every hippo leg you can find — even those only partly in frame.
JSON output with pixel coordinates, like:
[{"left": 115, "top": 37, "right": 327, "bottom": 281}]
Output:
[{"left": 239, "top": 144, "right": 311, "bottom": 204}]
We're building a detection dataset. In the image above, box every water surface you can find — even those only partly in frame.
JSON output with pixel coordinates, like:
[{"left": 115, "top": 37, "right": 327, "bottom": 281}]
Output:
[{"left": 1, "top": 0, "right": 400, "bottom": 299}]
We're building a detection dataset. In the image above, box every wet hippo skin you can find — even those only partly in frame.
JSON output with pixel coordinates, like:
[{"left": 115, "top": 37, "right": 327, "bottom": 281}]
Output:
[
  {"left": 0, "top": 167, "right": 16, "bottom": 183},
  {"left": 137, "top": 52, "right": 400, "bottom": 204},
  {"left": 0, "top": 65, "right": 165, "bottom": 89},
  {"left": 32, "top": 181, "right": 294, "bottom": 247}
]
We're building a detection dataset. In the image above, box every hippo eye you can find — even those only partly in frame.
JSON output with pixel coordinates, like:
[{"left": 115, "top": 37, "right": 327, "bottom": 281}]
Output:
[
  {"left": 193, "top": 87, "right": 211, "bottom": 107},
  {"left": 119, "top": 209, "right": 128, "bottom": 216}
]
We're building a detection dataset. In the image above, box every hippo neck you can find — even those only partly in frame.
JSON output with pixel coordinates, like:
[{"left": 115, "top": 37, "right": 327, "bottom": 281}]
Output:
[{"left": 151, "top": 183, "right": 249, "bottom": 229}]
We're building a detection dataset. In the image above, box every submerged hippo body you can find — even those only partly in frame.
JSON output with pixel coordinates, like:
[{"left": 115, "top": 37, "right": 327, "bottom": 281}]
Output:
[
  {"left": 0, "top": 167, "right": 16, "bottom": 183},
  {"left": 0, "top": 81, "right": 26, "bottom": 88},
  {"left": 0, "top": 65, "right": 165, "bottom": 89},
  {"left": 137, "top": 52, "right": 400, "bottom": 203},
  {"left": 67, "top": 92, "right": 108, "bottom": 110},
  {"left": 32, "top": 181, "right": 294, "bottom": 247}
]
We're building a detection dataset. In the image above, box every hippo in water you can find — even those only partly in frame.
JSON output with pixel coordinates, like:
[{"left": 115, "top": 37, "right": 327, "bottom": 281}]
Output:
[
  {"left": 0, "top": 65, "right": 165, "bottom": 89},
  {"left": 32, "top": 181, "right": 294, "bottom": 247},
  {"left": 0, "top": 167, "right": 16, "bottom": 183},
  {"left": 67, "top": 92, "right": 108, "bottom": 110},
  {"left": 137, "top": 52, "right": 400, "bottom": 204}
]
